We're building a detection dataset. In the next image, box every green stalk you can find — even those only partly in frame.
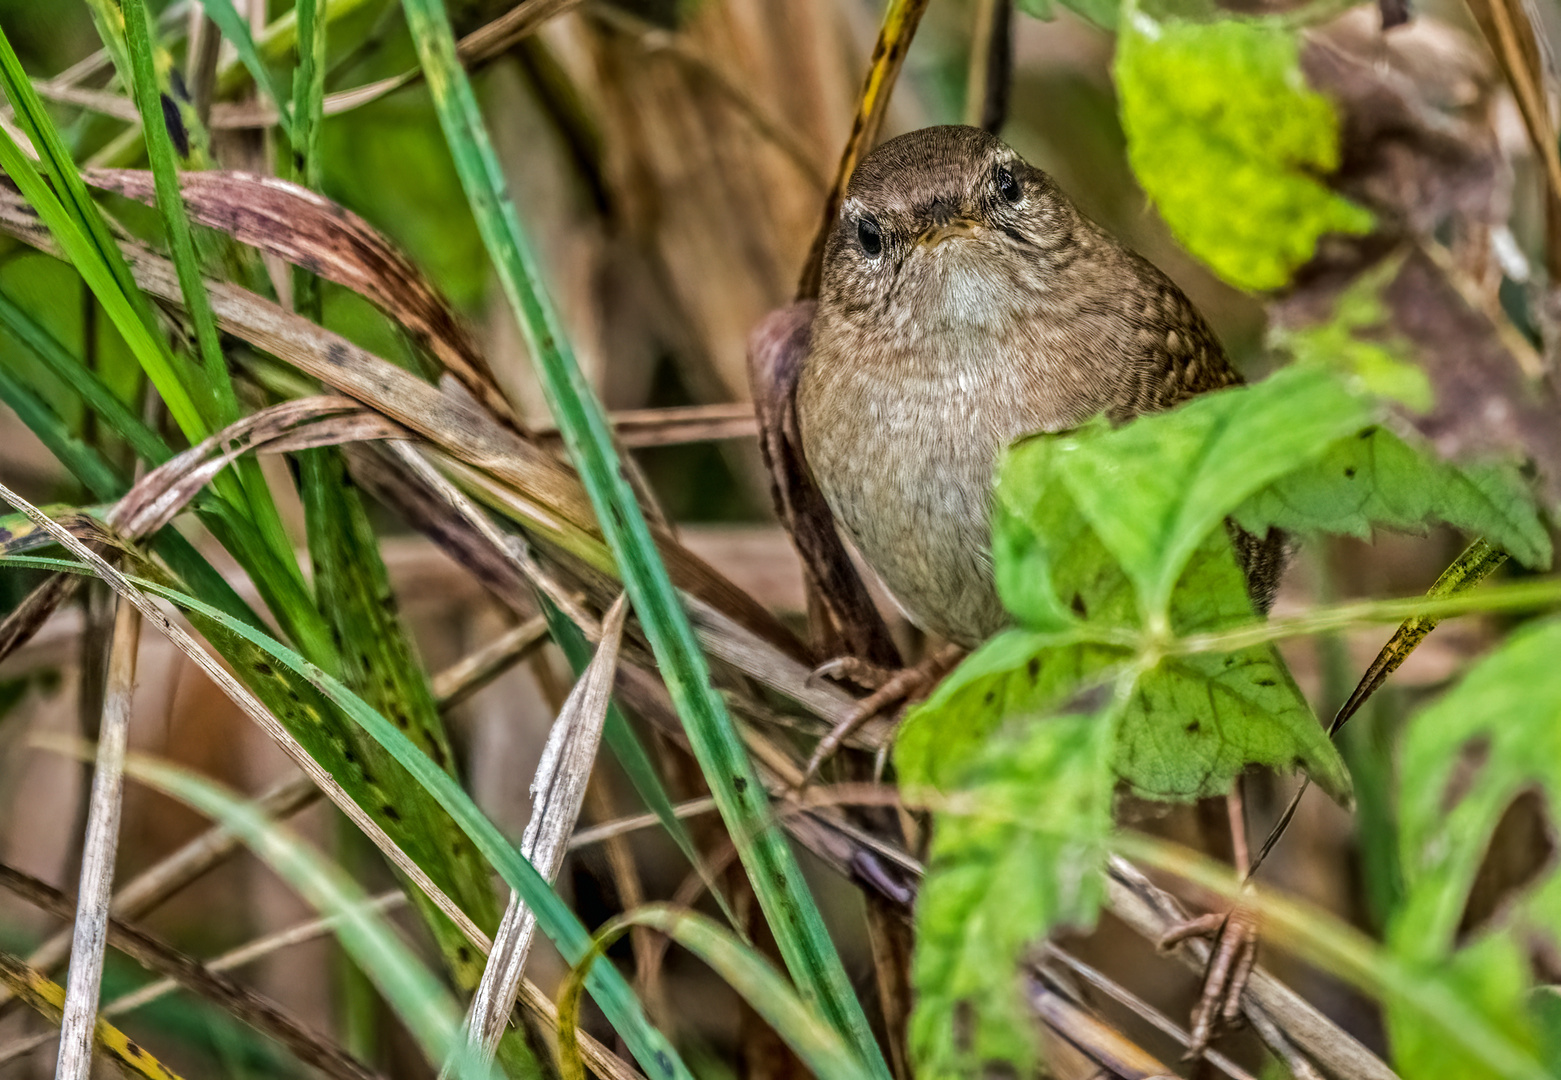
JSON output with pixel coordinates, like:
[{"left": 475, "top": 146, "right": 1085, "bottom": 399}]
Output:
[
  {"left": 120, "top": 0, "right": 235, "bottom": 420},
  {"left": 119, "top": 0, "right": 323, "bottom": 654},
  {"left": 397, "top": 2, "right": 889, "bottom": 1073},
  {"left": 0, "top": 25, "right": 209, "bottom": 440},
  {"left": 291, "top": 0, "right": 328, "bottom": 321}
]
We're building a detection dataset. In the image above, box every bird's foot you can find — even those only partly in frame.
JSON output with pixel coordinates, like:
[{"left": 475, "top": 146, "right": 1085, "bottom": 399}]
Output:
[
  {"left": 1159, "top": 903, "right": 1258, "bottom": 1060},
  {"left": 799, "top": 642, "right": 964, "bottom": 788},
  {"left": 808, "top": 655, "right": 898, "bottom": 692}
]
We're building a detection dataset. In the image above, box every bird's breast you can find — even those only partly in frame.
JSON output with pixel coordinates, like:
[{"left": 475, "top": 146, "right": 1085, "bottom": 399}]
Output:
[{"left": 797, "top": 333, "right": 1058, "bottom": 645}]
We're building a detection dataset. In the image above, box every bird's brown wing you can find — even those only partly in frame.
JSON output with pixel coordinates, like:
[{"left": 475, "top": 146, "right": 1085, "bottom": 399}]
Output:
[
  {"left": 747, "top": 302, "right": 903, "bottom": 668},
  {"left": 1111, "top": 261, "right": 1244, "bottom": 419}
]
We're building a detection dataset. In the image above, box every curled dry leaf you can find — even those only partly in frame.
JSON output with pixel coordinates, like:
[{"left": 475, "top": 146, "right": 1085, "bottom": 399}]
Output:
[
  {"left": 82, "top": 168, "right": 520, "bottom": 432},
  {"left": 108, "top": 396, "right": 405, "bottom": 539},
  {"left": 0, "top": 398, "right": 403, "bottom": 663}
]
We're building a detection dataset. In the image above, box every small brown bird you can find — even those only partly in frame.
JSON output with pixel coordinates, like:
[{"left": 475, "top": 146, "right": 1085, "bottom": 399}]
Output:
[{"left": 796, "top": 125, "right": 1277, "bottom": 649}]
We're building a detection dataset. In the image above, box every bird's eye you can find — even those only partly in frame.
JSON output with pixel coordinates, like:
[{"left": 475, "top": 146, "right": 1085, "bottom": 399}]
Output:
[
  {"left": 857, "top": 215, "right": 883, "bottom": 257},
  {"left": 996, "top": 165, "right": 1021, "bottom": 204}
]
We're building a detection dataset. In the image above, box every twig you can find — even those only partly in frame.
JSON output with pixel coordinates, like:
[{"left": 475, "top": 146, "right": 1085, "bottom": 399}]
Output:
[
  {"left": 1104, "top": 857, "right": 1401, "bottom": 1080},
  {"left": 55, "top": 598, "right": 139, "bottom": 1080},
  {"left": 1042, "top": 945, "right": 1257, "bottom": 1080}
]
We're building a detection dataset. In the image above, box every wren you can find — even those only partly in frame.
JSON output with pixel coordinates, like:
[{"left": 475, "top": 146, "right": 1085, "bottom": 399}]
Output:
[{"left": 796, "top": 125, "right": 1279, "bottom": 647}]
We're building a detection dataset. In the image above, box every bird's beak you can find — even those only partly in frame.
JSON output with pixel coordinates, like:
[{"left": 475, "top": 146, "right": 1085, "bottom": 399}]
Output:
[{"left": 917, "top": 218, "right": 982, "bottom": 247}]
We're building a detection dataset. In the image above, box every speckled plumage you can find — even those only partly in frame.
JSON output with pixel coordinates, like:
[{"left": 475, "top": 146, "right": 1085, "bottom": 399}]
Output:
[{"left": 798, "top": 126, "right": 1264, "bottom": 647}]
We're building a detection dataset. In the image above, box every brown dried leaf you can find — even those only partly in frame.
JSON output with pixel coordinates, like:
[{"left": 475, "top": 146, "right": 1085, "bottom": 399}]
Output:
[
  {"left": 1279, "top": 16, "right": 1561, "bottom": 505},
  {"left": 82, "top": 168, "right": 521, "bottom": 432},
  {"left": 1382, "top": 246, "right": 1561, "bottom": 503}
]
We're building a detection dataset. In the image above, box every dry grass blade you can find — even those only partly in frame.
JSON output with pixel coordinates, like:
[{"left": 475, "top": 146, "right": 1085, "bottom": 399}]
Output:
[
  {"left": 1461, "top": 0, "right": 1561, "bottom": 276},
  {"left": 458, "top": 596, "right": 628, "bottom": 1067},
  {"left": 459, "top": 0, "right": 583, "bottom": 66},
  {"left": 0, "top": 479, "right": 489, "bottom": 955},
  {"left": 344, "top": 442, "right": 535, "bottom": 616},
  {"left": 0, "top": 571, "right": 86, "bottom": 662},
  {"left": 796, "top": 0, "right": 933, "bottom": 299},
  {"left": 0, "top": 858, "right": 383, "bottom": 1080},
  {"left": 1022, "top": 978, "right": 1173, "bottom": 1079},
  {"left": 107, "top": 396, "right": 404, "bottom": 538},
  {"left": 0, "top": 397, "right": 399, "bottom": 666},
  {"left": 82, "top": 168, "right": 521, "bottom": 431},
  {"left": 432, "top": 613, "right": 550, "bottom": 709},
  {"left": 55, "top": 597, "right": 139, "bottom": 1080},
  {"left": 533, "top": 403, "right": 758, "bottom": 449},
  {"left": 0, "top": 189, "right": 805, "bottom": 658},
  {"left": 0, "top": 948, "right": 184, "bottom": 1080},
  {"left": 588, "top": 4, "right": 828, "bottom": 192},
  {"left": 0, "top": 892, "right": 409, "bottom": 1068},
  {"left": 1042, "top": 945, "right": 1257, "bottom": 1080}
]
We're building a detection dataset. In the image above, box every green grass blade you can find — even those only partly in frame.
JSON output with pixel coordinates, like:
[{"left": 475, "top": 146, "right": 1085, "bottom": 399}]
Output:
[
  {"left": 120, "top": 0, "right": 236, "bottom": 421},
  {"left": 0, "top": 287, "right": 169, "bottom": 466},
  {"left": 115, "top": 755, "right": 496, "bottom": 1080},
  {"left": 89, "top": 569, "right": 695, "bottom": 1080},
  {"left": 0, "top": 28, "right": 210, "bottom": 441},
  {"left": 291, "top": 0, "right": 327, "bottom": 320},
  {"left": 297, "top": 448, "right": 503, "bottom": 993},
  {"left": 0, "top": 364, "right": 122, "bottom": 500},
  {"left": 79, "top": 0, "right": 133, "bottom": 94},
  {"left": 397, "top": 2, "right": 889, "bottom": 1071},
  {"left": 559, "top": 906, "right": 876, "bottom": 1080},
  {"left": 118, "top": 0, "right": 310, "bottom": 619},
  {"left": 196, "top": 0, "right": 296, "bottom": 139}
]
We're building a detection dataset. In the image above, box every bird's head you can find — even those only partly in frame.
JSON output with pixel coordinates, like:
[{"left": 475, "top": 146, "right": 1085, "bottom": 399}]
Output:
[{"left": 819, "top": 126, "right": 1083, "bottom": 337}]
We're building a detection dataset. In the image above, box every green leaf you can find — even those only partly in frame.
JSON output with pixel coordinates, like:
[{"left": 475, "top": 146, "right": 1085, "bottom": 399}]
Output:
[
  {"left": 1235, "top": 426, "right": 1552, "bottom": 570},
  {"left": 560, "top": 906, "right": 877, "bottom": 1080},
  {"left": 899, "top": 367, "right": 1390, "bottom": 803},
  {"left": 910, "top": 709, "right": 1114, "bottom": 1077},
  {"left": 897, "top": 520, "right": 1349, "bottom": 802},
  {"left": 1387, "top": 617, "right": 1561, "bottom": 1078},
  {"left": 1046, "top": 365, "right": 1373, "bottom": 620},
  {"left": 1115, "top": 13, "right": 1373, "bottom": 291},
  {"left": 398, "top": 0, "right": 888, "bottom": 1073}
]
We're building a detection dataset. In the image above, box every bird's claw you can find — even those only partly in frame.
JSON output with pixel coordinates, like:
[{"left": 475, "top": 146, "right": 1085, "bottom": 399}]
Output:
[
  {"left": 1158, "top": 904, "right": 1258, "bottom": 1059},
  {"left": 799, "top": 642, "right": 964, "bottom": 788},
  {"left": 807, "top": 655, "right": 897, "bottom": 692}
]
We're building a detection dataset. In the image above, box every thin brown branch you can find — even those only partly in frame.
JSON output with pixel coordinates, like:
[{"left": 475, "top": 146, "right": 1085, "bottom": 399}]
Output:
[{"left": 0, "top": 862, "right": 384, "bottom": 1080}]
